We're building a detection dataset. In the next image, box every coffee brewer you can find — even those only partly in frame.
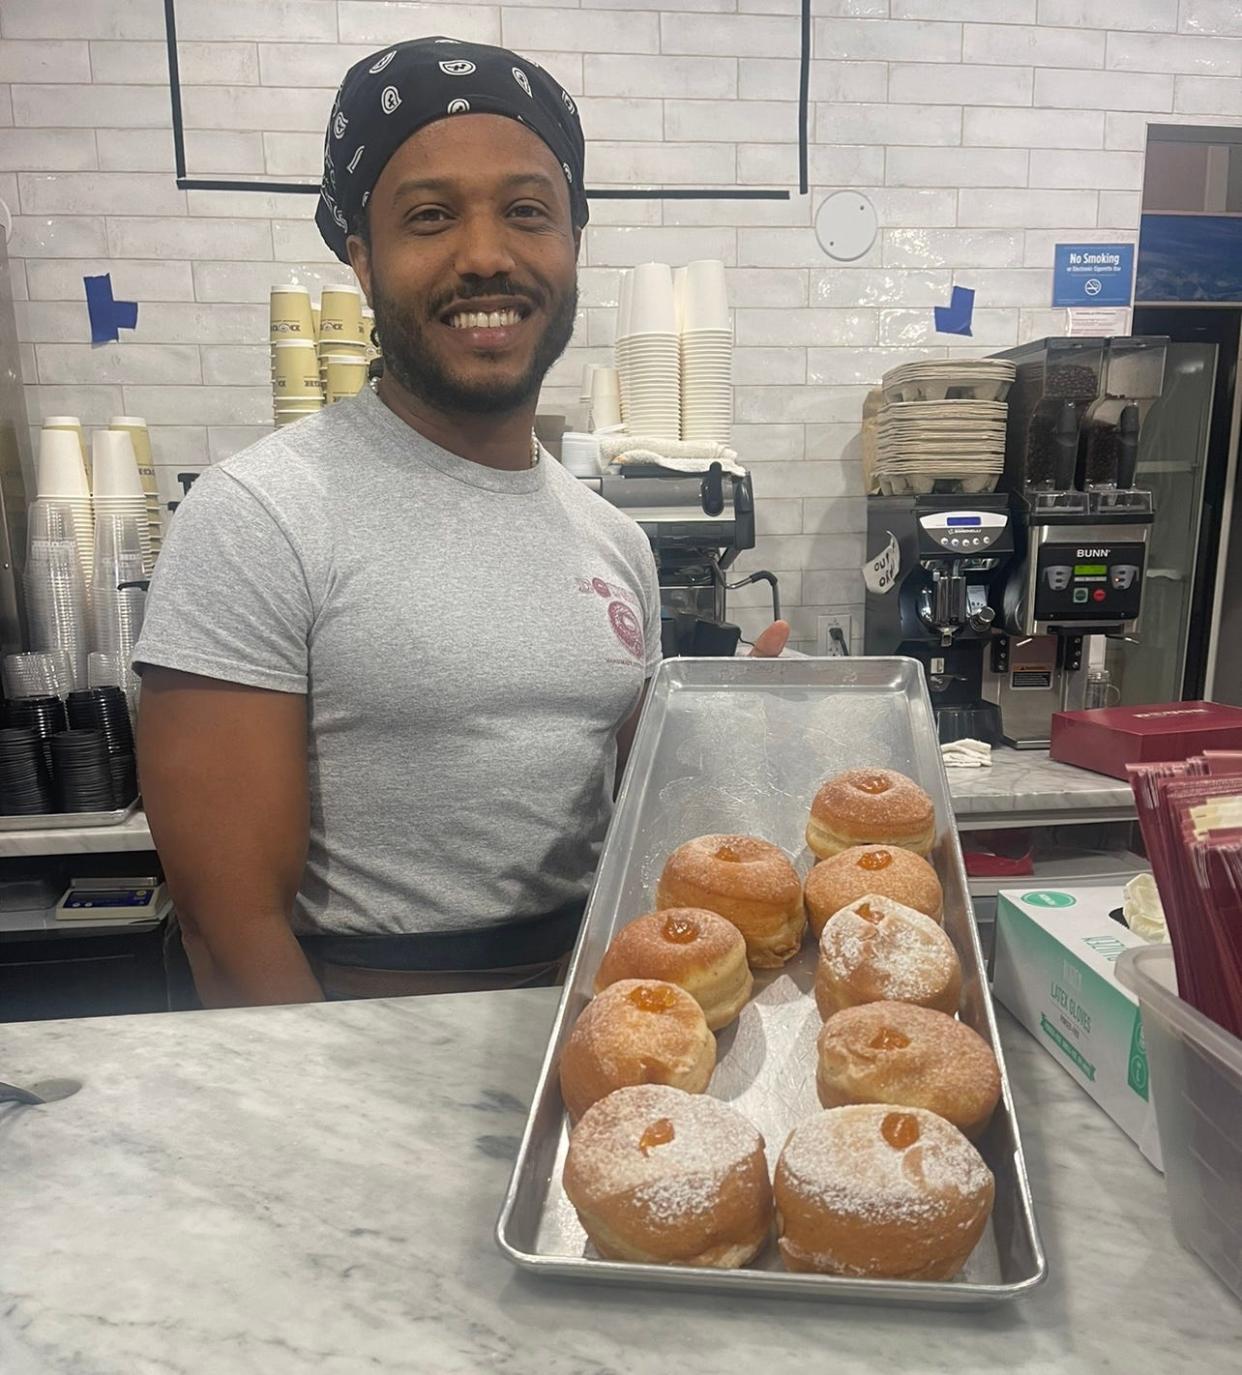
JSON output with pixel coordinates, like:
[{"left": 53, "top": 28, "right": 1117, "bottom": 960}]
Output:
[
  {"left": 981, "top": 336, "right": 1166, "bottom": 747},
  {"left": 864, "top": 494, "right": 1015, "bottom": 744}
]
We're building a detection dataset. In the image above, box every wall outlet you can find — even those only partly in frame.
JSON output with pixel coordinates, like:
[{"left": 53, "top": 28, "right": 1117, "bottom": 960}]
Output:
[{"left": 816, "top": 613, "right": 854, "bottom": 657}]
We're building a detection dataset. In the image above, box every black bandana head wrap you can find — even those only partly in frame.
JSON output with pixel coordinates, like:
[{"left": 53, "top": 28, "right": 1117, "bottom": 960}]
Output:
[{"left": 316, "top": 36, "right": 589, "bottom": 263}]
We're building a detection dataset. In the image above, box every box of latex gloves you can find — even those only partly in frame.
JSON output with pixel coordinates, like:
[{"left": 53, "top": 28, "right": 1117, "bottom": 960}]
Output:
[{"left": 992, "top": 885, "right": 1162, "bottom": 1169}]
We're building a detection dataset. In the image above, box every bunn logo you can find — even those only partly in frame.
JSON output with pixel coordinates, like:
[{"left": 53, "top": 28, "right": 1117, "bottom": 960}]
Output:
[{"left": 1076, "top": 548, "right": 1110, "bottom": 558}]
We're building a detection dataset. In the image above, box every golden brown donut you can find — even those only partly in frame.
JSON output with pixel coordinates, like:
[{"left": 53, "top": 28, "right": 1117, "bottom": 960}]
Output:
[
  {"left": 816, "top": 1002, "right": 1002, "bottom": 1140},
  {"left": 806, "top": 768, "right": 936, "bottom": 860},
  {"left": 558, "top": 979, "right": 716, "bottom": 1121},
  {"left": 805, "top": 844, "right": 943, "bottom": 938},
  {"left": 563, "top": 1084, "right": 773, "bottom": 1267},
  {"left": 656, "top": 834, "right": 806, "bottom": 969},
  {"left": 594, "top": 909, "right": 754, "bottom": 1031},
  {"left": 815, "top": 895, "right": 961, "bottom": 1020},
  {"left": 774, "top": 1104, "right": 995, "bottom": 1280}
]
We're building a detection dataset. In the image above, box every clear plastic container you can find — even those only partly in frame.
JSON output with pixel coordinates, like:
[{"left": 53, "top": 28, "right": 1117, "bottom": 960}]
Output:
[{"left": 1115, "top": 945, "right": 1242, "bottom": 1302}]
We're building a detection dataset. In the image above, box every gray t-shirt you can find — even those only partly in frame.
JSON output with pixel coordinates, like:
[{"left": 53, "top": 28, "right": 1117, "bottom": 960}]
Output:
[{"left": 135, "top": 385, "right": 662, "bottom": 938}]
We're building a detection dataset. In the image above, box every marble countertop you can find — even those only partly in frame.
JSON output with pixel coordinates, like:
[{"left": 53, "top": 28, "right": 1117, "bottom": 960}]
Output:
[
  {"left": 947, "top": 748, "right": 1136, "bottom": 827},
  {"left": 1, "top": 989, "right": 1237, "bottom": 1374}
]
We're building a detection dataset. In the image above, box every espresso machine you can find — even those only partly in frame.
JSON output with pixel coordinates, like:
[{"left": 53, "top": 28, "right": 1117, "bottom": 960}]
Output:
[
  {"left": 581, "top": 462, "right": 777, "bottom": 656},
  {"left": 981, "top": 336, "right": 1166, "bottom": 747},
  {"left": 864, "top": 495, "right": 1014, "bottom": 743}
]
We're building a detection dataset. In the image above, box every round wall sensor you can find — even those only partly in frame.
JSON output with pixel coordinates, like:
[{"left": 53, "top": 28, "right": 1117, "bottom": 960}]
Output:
[{"left": 815, "top": 191, "right": 878, "bottom": 262}]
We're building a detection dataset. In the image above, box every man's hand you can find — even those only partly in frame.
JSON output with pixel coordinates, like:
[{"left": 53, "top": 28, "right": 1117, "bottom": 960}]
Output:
[{"left": 748, "top": 619, "right": 791, "bottom": 657}]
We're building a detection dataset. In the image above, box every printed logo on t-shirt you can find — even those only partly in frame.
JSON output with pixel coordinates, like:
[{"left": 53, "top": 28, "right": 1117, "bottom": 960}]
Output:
[
  {"left": 608, "top": 601, "right": 644, "bottom": 660},
  {"left": 578, "top": 574, "right": 644, "bottom": 661}
]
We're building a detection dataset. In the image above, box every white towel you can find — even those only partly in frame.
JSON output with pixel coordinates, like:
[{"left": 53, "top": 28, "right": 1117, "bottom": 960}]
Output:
[
  {"left": 941, "top": 738, "right": 993, "bottom": 768},
  {"left": 596, "top": 433, "right": 745, "bottom": 476}
]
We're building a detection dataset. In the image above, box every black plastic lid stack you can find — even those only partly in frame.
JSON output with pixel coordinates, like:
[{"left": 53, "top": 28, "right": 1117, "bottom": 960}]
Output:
[
  {"left": 50, "top": 729, "right": 115, "bottom": 812},
  {"left": 0, "top": 726, "right": 55, "bottom": 815},
  {"left": 108, "top": 751, "right": 139, "bottom": 809},
  {"left": 67, "top": 686, "right": 134, "bottom": 758}
]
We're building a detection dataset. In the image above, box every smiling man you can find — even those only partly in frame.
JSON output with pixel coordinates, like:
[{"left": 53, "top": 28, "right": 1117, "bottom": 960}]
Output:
[{"left": 135, "top": 38, "right": 787, "bottom": 1009}]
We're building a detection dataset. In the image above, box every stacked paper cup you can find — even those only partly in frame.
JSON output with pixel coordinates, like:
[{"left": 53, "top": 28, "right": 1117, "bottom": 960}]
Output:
[
  {"left": 590, "top": 366, "right": 622, "bottom": 430},
  {"left": 36, "top": 426, "right": 93, "bottom": 589},
  {"left": 42, "top": 416, "right": 92, "bottom": 486},
  {"left": 108, "top": 417, "right": 162, "bottom": 566},
  {"left": 679, "top": 259, "right": 733, "bottom": 445},
  {"left": 616, "top": 262, "right": 680, "bottom": 440},
  {"left": 319, "top": 284, "right": 370, "bottom": 404},
  {"left": 270, "top": 286, "right": 323, "bottom": 426},
  {"left": 92, "top": 430, "right": 152, "bottom": 575}
]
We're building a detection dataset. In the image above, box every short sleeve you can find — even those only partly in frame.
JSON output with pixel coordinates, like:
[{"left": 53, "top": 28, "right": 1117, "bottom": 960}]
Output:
[
  {"left": 640, "top": 542, "right": 662, "bottom": 676},
  {"left": 133, "top": 467, "right": 313, "bottom": 693}
]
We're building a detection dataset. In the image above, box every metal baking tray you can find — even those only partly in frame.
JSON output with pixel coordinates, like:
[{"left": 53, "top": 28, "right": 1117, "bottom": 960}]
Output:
[
  {"left": 0, "top": 797, "right": 140, "bottom": 832},
  {"left": 497, "top": 657, "right": 1047, "bottom": 1305}
]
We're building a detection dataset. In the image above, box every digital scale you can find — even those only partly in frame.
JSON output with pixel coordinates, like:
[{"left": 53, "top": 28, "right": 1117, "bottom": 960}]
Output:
[{"left": 55, "top": 876, "right": 172, "bottom": 926}]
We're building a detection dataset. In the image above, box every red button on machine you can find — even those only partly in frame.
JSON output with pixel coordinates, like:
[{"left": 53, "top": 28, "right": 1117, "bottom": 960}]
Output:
[{"left": 1093, "top": 588, "right": 1107, "bottom": 602}]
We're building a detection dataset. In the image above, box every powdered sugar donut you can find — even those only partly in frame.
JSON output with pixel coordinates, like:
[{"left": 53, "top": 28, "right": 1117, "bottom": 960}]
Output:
[{"left": 563, "top": 1085, "right": 773, "bottom": 1268}]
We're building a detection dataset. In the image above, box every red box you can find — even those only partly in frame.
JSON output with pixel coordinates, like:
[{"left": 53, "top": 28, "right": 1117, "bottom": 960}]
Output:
[{"left": 1050, "top": 701, "right": 1242, "bottom": 779}]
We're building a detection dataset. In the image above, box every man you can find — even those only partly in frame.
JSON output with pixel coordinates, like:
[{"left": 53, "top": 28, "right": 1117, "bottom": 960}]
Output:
[{"left": 136, "top": 38, "right": 787, "bottom": 1008}]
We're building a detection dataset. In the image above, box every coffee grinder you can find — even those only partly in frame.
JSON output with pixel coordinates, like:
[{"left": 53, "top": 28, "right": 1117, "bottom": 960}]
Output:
[
  {"left": 982, "top": 336, "right": 1166, "bottom": 747},
  {"left": 864, "top": 494, "right": 1015, "bottom": 744}
]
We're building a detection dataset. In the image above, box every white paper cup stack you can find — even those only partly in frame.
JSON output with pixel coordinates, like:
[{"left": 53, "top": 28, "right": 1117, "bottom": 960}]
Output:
[
  {"left": 590, "top": 366, "right": 622, "bottom": 430},
  {"left": 679, "top": 259, "right": 733, "bottom": 445},
  {"left": 109, "top": 416, "right": 163, "bottom": 566},
  {"left": 36, "top": 427, "right": 94, "bottom": 589},
  {"left": 42, "top": 416, "right": 92, "bottom": 486},
  {"left": 92, "top": 430, "right": 152, "bottom": 575},
  {"left": 617, "top": 262, "right": 680, "bottom": 440}
]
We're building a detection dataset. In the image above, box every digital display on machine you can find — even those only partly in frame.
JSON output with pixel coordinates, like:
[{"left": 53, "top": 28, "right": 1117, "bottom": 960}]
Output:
[
  {"left": 946, "top": 516, "right": 982, "bottom": 527},
  {"left": 1073, "top": 563, "right": 1108, "bottom": 576}
]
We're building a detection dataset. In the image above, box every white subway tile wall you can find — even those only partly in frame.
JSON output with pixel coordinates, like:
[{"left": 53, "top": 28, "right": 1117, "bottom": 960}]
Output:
[{"left": 4, "top": 0, "right": 1239, "bottom": 652}]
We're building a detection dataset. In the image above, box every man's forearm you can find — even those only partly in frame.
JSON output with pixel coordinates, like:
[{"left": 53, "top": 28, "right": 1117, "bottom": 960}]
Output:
[{"left": 179, "top": 907, "right": 324, "bottom": 1007}]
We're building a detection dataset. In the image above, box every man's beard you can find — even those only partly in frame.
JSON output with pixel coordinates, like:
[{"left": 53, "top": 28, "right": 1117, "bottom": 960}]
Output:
[{"left": 370, "top": 271, "right": 578, "bottom": 416}]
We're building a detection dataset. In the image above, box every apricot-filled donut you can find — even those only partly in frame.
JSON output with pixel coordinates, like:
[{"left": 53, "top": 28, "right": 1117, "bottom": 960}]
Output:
[
  {"left": 775, "top": 1104, "right": 995, "bottom": 1280},
  {"left": 656, "top": 834, "right": 805, "bottom": 969},
  {"left": 563, "top": 1084, "right": 773, "bottom": 1268},
  {"left": 806, "top": 768, "right": 935, "bottom": 861},
  {"left": 815, "top": 895, "right": 962, "bottom": 1020},
  {"left": 816, "top": 1001, "right": 1001, "bottom": 1140},
  {"left": 594, "top": 908, "right": 753, "bottom": 1030},
  {"left": 558, "top": 979, "right": 715, "bottom": 1121},
  {"left": 804, "top": 844, "right": 943, "bottom": 938}
]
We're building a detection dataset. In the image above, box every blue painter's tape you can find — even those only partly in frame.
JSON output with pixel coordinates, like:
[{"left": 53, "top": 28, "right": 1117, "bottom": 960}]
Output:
[
  {"left": 84, "top": 273, "right": 138, "bottom": 344},
  {"left": 934, "top": 284, "right": 974, "bottom": 337}
]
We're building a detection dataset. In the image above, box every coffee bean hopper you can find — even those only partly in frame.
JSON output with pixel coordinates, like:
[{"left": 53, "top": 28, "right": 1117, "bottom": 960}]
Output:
[{"left": 578, "top": 462, "right": 778, "bottom": 656}]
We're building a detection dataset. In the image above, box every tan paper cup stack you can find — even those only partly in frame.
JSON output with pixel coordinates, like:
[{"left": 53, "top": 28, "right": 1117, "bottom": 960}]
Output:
[
  {"left": 319, "top": 285, "right": 363, "bottom": 345},
  {"left": 273, "top": 338, "right": 324, "bottom": 428},
  {"left": 42, "top": 416, "right": 91, "bottom": 486},
  {"left": 270, "top": 285, "right": 314, "bottom": 341},
  {"left": 273, "top": 339, "right": 322, "bottom": 396},
  {"left": 322, "top": 354, "right": 370, "bottom": 404},
  {"left": 109, "top": 416, "right": 162, "bottom": 564}
]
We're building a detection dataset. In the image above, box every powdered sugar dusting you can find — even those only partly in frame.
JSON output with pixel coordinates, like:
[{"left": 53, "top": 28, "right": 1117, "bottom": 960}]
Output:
[
  {"left": 821, "top": 896, "right": 957, "bottom": 1001},
  {"left": 568, "top": 1085, "right": 764, "bottom": 1226},
  {"left": 778, "top": 1105, "right": 992, "bottom": 1225}
]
